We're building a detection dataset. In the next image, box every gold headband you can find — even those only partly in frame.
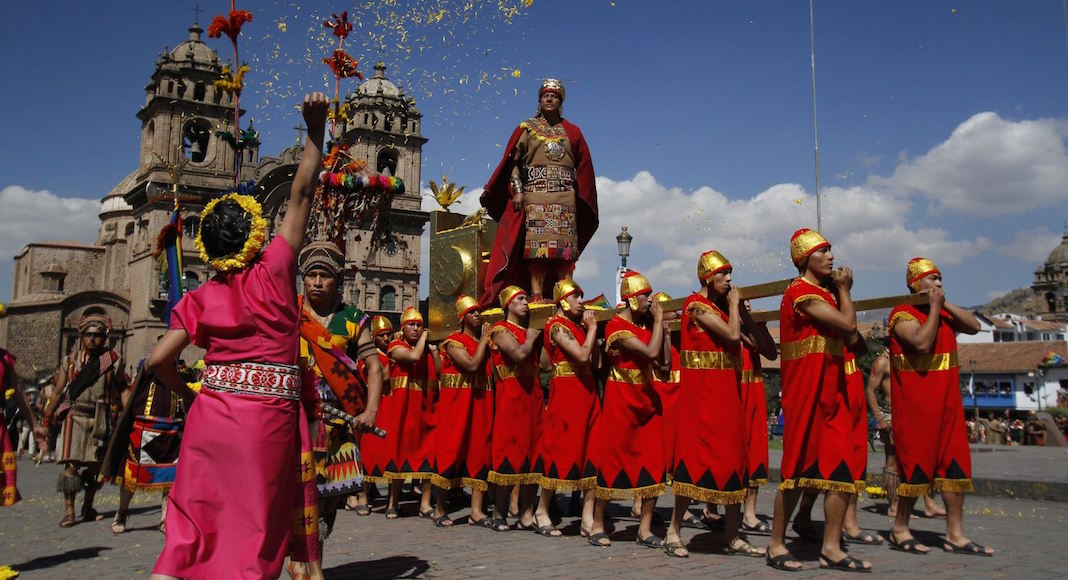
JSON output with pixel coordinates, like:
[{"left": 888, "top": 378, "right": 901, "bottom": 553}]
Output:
[
  {"left": 370, "top": 315, "right": 393, "bottom": 336},
  {"left": 400, "top": 307, "right": 423, "bottom": 325},
  {"left": 790, "top": 228, "right": 830, "bottom": 266},
  {"left": 455, "top": 295, "right": 479, "bottom": 321},
  {"left": 620, "top": 271, "right": 652, "bottom": 300},
  {"left": 498, "top": 285, "right": 526, "bottom": 309},
  {"left": 907, "top": 257, "right": 941, "bottom": 291}
]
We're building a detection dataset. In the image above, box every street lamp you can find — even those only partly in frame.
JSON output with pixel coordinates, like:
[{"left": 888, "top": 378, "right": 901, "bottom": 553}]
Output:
[
  {"left": 970, "top": 359, "right": 979, "bottom": 422},
  {"left": 616, "top": 227, "right": 632, "bottom": 269}
]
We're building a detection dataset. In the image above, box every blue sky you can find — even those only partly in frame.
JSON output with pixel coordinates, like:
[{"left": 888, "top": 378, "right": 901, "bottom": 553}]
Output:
[{"left": 2, "top": 0, "right": 1067, "bottom": 313}]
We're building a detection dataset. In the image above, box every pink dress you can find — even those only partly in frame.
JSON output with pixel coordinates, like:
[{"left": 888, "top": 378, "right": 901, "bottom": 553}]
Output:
[{"left": 154, "top": 236, "right": 317, "bottom": 579}]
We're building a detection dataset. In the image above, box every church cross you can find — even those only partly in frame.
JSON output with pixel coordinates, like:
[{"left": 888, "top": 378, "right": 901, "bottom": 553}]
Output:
[
  {"left": 191, "top": 2, "right": 202, "bottom": 24},
  {"left": 294, "top": 121, "right": 306, "bottom": 146}
]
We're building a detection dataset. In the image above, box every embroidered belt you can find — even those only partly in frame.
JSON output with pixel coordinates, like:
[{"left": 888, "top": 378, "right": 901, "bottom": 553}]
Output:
[
  {"left": 438, "top": 373, "right": 486, "bottom": 390},
  {"left": 607, "top": 367, "right": 648, "bottom": 385},
  {"left": 552, "top": 361, "right": 593, "bottom": 378},
  {"left": 525, "top": 165, "right": 575, "bottom": 193},
  {"left": 891, "top": 352, "right": 958, "bottom": 373},
  {"left": 780, "top": 335, "right": 844, "bottom": 361},
  {"left": 741, "top": 369, "right": 763, "bottom": 383},
  {"left": 494, "top": 364, "right": 538, "bottom": 380},
  {"left": 202, "top": 362, "right": 301, "bottom": 400},
  {"left": 653, "top": 369, "right": 680, "bottom": 383},
  {"left": 844, "top": 359, "right": 859, "bottom": 376},
  {"left": 390, "top": 376, "right": 432, "bottom": 391},
  {"left": 680, "top": 350, "right": 740, "bottom": 370}
]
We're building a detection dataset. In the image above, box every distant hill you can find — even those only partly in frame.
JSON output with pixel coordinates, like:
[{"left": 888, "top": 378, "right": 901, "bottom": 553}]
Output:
[{"left": 976, "top": 287, "right": 1036, "bottom": 316}]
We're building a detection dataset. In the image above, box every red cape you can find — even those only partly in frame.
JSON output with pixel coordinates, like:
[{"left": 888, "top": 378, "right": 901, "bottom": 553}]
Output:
[{"left": 479, "top": 118, "right": 598, "bottom": 306}]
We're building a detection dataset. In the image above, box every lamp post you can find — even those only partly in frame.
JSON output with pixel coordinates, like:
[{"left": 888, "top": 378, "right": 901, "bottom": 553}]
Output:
[
  {"left": 970, "top": 359, "right": 979, "bottom": 422},
  {"left": 614, "top": 227, "right": 633, "bottom": 306}
]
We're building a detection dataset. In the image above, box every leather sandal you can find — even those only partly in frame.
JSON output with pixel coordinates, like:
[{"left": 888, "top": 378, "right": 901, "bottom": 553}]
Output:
[
  {"left": 819, "top": 552, "right": 872, "bottom": 573},
  {"left": 59, "top": 513, "right": 76, "bottom": 528},
  {"left": 664, "top": 540, "right": 689, "bottom": 558},
  {"left": 111, "top": 514, "right": 127, "bottom": 535},
  {"left": 725, "top": 538, "right": 765, "bottom": 557}
]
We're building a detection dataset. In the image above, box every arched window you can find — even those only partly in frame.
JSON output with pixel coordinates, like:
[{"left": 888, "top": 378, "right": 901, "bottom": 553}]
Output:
[
  {"left": 193, "top": 82, "right": 206, "bottom": 102},
  {"left": 182, "top": 118, "right": 211, "bottom": 163},
  {"left": 380, "top": 285, "right": 396, "bottom": 311},
  {"left": 124, "top": 223, "right": 135, "bottom": 237},
  {"left": 376, "top": 148, "right": 398, "bottom": 176},
  {"left": 182, "top": 216, "right": 200, "bottom": 237}
]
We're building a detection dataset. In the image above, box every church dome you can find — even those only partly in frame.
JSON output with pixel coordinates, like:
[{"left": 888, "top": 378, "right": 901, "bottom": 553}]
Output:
[
  {"left": 357, "top": 62, "right": 402, "bottom": 98},
  {"left": 100, "top": 171, "right": 136, "bottom": 217},
  {"left": 1047, "top": 234, "right": 1068, "bottom": 266},
  {"left": 169, "top": 24, "right": 217, "bottom": 66}
]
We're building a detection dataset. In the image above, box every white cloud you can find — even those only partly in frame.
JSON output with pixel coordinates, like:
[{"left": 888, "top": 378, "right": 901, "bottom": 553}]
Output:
[
  {"left": 999, "top": 226, "right": 1063, "bottom": 264},
  {"left": 0, "top": 186, "right": 100, "bottom": 258},
  {"left": 872, "top": 112, "right": 1068, "bottom": 216}
]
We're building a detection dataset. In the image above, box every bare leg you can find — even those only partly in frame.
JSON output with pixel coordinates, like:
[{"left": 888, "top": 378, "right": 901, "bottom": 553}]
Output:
[
  {"left": 492, "top": 484, "right": 512, "bottom": 521},
  {"left": 890, "top": 495, "right": 929, "bottom": 552},
  {"left": 630, "top": 496, "right": 641, "bottom": 518},
  {"left": 637, "top": 496, "right": 659, "bottom": 540},
  {"left": 724, "top": 503, "right": 764, "bottom": 555},
  {"left": 767, "top": 488, "right": 803, "bottom": 569},
  {"left": 923, "top": 491, "right": 946, "bottom": 517},
  {"left": 112, "top": 486, "right": 134, "bottom": 533},
  {"left": 742, "top": 485, "right": 762, "bottom": 528},
  {"left": 509, "top": 484, "right": 521, "bottom": 516},
  {"left": 419, "top": 480, "right": 433, "bottom": 515},
  {"left": 942, "top": 491, "right": 993, "bottom": 555},
  {"left": 387, "top": 480, "right": 402, "bottom": 517},
  {"left": 580, "top": 489, "right": 596, "bottom": 534},
  {"left": 431, "top": 486, "right": 453, "bottom": 526},
  {"left": 843, "top": 491, "right": 861, "bottom": 536},
  {"left": 820, "top": 492, "right": 869, "bottom": 569},
  {"left": 588, "top": 498, "right": 611, "bottom": 545},
  {"left": 665, "top": 495, "right": 691, "bottom": 556},
  {"left": 533, "top": 488, "right": 562, "bottom": 535},
  {"left": 470, "top": 488, "right": 487, "bottom": 522},
  {"left": 518, "top": 483, "right": 538, "bottom": 526}
]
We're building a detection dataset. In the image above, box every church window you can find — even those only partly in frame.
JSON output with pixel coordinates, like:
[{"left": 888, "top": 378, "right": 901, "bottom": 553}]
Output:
[
  {"left": 384, "top": 115, "right": 394, "bottom": 132},
  {"left": 376, "top": 148, "right": 398, "bottom": 176},
  {"left": 124, "top": 223, "right": 135, "bottom": 237},
  {"left": 182, "top": 118, "right": 211, "bottom": 164},
  {"left": 193, "top": 82, "right": 206, "bottom": 102},
  {"left": 182, "top": 216, "right": 200, "bottom": 236},
  {"left": 380, "top": 285, "right": 396, "bottom": 311},
  {"left": 167, "top": 80, "right": 174, "bottom": 94}
]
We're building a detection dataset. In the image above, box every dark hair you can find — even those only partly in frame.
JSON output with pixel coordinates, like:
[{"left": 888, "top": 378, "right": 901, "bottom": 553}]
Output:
[{"left": 199, "top": 199, "right": 251, "bottom": 258}]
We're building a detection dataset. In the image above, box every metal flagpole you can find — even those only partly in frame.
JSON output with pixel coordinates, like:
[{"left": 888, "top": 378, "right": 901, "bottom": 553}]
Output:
[{"left": 809, "top": 0, "right": 822, "bottom": 232}]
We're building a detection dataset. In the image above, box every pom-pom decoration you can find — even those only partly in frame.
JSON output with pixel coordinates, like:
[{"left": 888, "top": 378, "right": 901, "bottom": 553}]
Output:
[
  {"left": 324, "top": 50, "right": 363, "bottom": 80},
  {"left": 207, "top": 9, "right": 253, "bottom": 44},
  {"left": 323, "top": 11, "right": 353, "bottom": 40},
  {"left": 214, "top": 63, "right": 249, "bottom": 96},
  {"left": 205, "top": 2, "right": 253, "bottom": 187}
]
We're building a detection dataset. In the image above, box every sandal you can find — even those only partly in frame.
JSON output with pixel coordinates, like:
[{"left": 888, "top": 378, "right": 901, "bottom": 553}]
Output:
[
  {"left": 111, "top": 514, "right": 127, "bottom": 535},
  {"left": 58, "top": 513, "right": 76, "bottom": 528},
  {"left": 636, "top": 534, "right": 663, "bottom": 548},
  {"left": 81, "top": 508, "right": 103, "bottom": 522},
  {"left": 791, "top": 522, "right": 821, "bottom": 542},
  {"left": 819, "top": 552, "right": 872, "bottom": 573},
  {"left": 888, "top": 534, "right": 928, "bottom": 554},
  {"left": 664, "top": 540, "right": 689, "bottom": 558},
  {"left": 741, "top": 519, "right": 771, "bottom": 534},
  {"left": 842, "top": 529, "right": 883, "bottom": 545},
  {"left": 159, "top": 519, "right": 166, "bottom": 534},
  {"left": 587, "top": 532, "right": 611, "bottom": 547},
  {"left": 431, "top": 514, "right": 454, "bottom": 528},
  {"left": 487, "top": 518, "right": 511, "bottom": 532},
  {"left": 385, "top": 507, "right": 400, "bottom": 520},
  {"left": 468, "top": 515, "right": 490, "bottom": 527},
  {"left": 286, "top": 560, "right": 312, "bottom": 580},
  {"left": 766, "top": 551, "right": 804, "bottom": 572},
  {"left": 532, "top": 514, "right": 562, "bottom": 537},
  {"left": 701, "top": 513, "right": 725, "bottom": 531},
  {"left": 725, "top": 538, "right": 766, "bottom": 558},
  {"left": 942, "top": 540, "right": 993, "bottom": 557},
  {"left": 418, "top": 508, "right": 434, "bottom": 519},
  {"left": 354, "top": 504, "right": 372, "bottom": 516}
]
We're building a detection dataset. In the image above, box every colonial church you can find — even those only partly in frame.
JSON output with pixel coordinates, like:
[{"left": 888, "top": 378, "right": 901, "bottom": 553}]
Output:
[{"left": 0, "top": 23, "right": 428, "bottom": 381}]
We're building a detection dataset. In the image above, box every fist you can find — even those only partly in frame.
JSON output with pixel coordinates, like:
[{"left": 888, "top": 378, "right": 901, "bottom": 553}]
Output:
[
  {"left": 301, "top": 92, "right": 329, "bottom": 127},
  {"left": 727, "top": 287, "right": 740, "bottom": 306},
  {"left": 481, "top": 322, "right": 492, "bottom": 336},
  {"left": 927, "top": 286, "right": 945, "bottom": 309},
  {"left": 582, "top": 310, "right": 597, "bottom": 330},
  {"left": 832, "top": 267, "right": 854, "bottom": 290},
  {"left": 651, "top": 300, "right": 664, "bottom": 320}
]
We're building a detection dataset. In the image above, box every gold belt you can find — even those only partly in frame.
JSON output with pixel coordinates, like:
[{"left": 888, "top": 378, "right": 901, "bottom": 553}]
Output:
[
  {"left": 844, "top": 359, "right": 859, "bottom": 375},
  {"left": 680, "top": 350, "right": 739, "bottom": 370},
  {"left": 781, "top": 335, "right": 844, "bottom": 361},
  {"left": 891, "top": 352, "right": 958, "bottom": 373},
  {"left": 494, "top": 364, "right": 537, "bottom": 380},
  {"left": 390, "top": 376, "right": 431, "bottom": 391},
  {"left": 607, "top": 367, "right": 648, "bottom": 385},
  {"left": 437, "top": 373, "right": 486, "bottom": 389},
  {"left": 741, "top": 369, "right": 763, "bottom": 383},
  {"left": 552, "top": 361, "right": 593, "bottom": 378}
]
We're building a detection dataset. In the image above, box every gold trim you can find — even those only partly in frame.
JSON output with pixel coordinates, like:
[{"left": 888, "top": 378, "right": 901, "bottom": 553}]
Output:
[
  {"left": 888, "top": 310, "right": 918, "bottom": 330},
  {"left": 671, "top": 481, "right": 747, "bottom": 505},
  {"left": 748, "top": 477, "right": 768, "bottom": 487},
  {"left": 854, "top": 480, "right": 866, "bottom": 494},
  {"left": 552, "top": 361, "right": 593, "bottom": 378},
  {"left": 460, "top": 477, "right": 489, "bottom": 492},
  {"left": 381, "top": 471, "right": 435, "bottom": 482},
  {"left": 780, "top": 335, "right": 844, "bottom": 361},
  {"left": 680, "top": 350, "right": 740, "bottom": 371},
  {"left": 607, "top": 367, "right": 648, "bottom": 384},
  {"left": 389, "top": 376, "right": 431, "bottom": 391},
  {"left": 594, "top": 483, "right": 666, "bottom": 500},
  {"left": 493, "top": 364, "right": 537, "bottom": 380},
  {"left": 779, "top": 477, "right": 858, "bottom": 494},
  {"left": 844, "top": 359, "right": 859, "bottom": 376},
  {"left": 438, "top": 373, "right": 485, "bottom": 389},
  {"left": 891, "top": 351, "right": 958, "bottom": 372},
  {"left": 430, "top": 474, "right": 461, "bottom": 490},
  {"left": 933, "top": 477, "right": 974, "bottom": 494},
  {"left": 487, "top": 471, "right": 542, "bottom": 486},
  {"left": 741, "top": 370, "right": 763, "bottom": 383},
  {"left": 539, "top": 475, "right": 597, "bottom": 492},
  {"left": 895, "top": 482, "right": 931, "bottom": 498},
  {"left": 605, "top": 329, "right": 636, "bottom": 352}
]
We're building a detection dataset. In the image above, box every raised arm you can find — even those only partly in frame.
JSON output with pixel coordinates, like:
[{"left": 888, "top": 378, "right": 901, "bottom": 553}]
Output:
[
  {"left": 892, "top": 288, "right": 944, "bottom": 353},
  {"left": 554, "top": 311, "right": 599, "bottom": 366},
  {"left": 797, "top": 268, "right": 857, "bottom": 337},
  {"left": 740, "top": 301, "right": 778, "bottom": 360},
  {"left": 277, "top": 93, "right": 329, "bottom": 253},
  {"left": 943, "top": 300, "right": 981, "bottom": 335},
  {"left": 145, "top": 329, "right": 196, "bottom": 405},
  {"left": 693, "top": 289, "right": 741, "bottom": 345},
  {"left": 616, "top": 302, "right": 664, "bottom": 362},
  {"left": 390, "top": 330, "right": 429, "bottom": 364},
  {"left": 491, "top": 326, "right": 542, "bottom": 364}
]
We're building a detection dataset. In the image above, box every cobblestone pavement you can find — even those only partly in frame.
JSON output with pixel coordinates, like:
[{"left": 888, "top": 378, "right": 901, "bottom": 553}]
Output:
[{"left": 1, "top": 457, "right": 1064, "bottom": 579}]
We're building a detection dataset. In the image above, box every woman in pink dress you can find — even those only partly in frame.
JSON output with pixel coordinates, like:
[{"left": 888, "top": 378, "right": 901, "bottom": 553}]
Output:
[{"left": 148, "top": 93, "right": 329, "bottom": 580}]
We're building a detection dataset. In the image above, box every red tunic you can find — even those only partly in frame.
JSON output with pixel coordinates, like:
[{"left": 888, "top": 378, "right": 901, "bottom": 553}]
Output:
[
  {"left": 740, "top": 344, "right": 769, "bottom": 486},
  {"left": 889, "top": 304, "right": 973, "bottom": 497},
  {"left": 845, "top": 349, "right": 868, "bottom": 491},
  {"left": 357, "top": 350, "right": 391, "bottom": 482},
  {"left": 1, "top": 349, "right": 19, "bottom": 507},
  {"left": 487, "top": 320, "right": 543, "bottom": 485},
  {"left": 671, "top": 294, "right": 747, "bottom": 504},
  {"left": 534, "top": 315, "right": 599, "bottom": 491},
  {"left": 432, "top": 331, "right": 493, "bottom": 491},
  {"left": 379, "top": 340, "right": 436, "bottom": 479},
  {"left": 586, "top": 315, "right": 666, "bottom": 500},
  {"left": 652, "top": 344, "right": 681, "bottom": 478},
  {"left": 479, "top": 119, "right": 598, "bottom": 306},
  {"left": 778, "top": 278, "right": 856, "bottom": 493}
]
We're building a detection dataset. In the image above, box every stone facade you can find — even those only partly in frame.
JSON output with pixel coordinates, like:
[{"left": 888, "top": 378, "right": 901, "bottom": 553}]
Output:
[
  {"left": 0, "top": 23, "right": 427, "bottom": 381},
  {"left": 1033, "top": 233, "right": 1068, "bottom": 320}
]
